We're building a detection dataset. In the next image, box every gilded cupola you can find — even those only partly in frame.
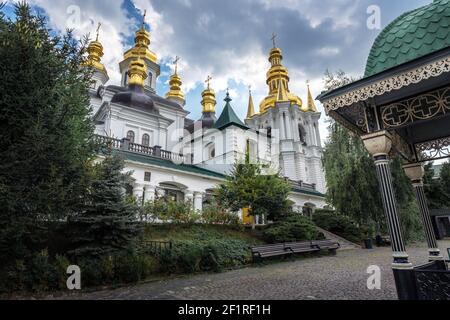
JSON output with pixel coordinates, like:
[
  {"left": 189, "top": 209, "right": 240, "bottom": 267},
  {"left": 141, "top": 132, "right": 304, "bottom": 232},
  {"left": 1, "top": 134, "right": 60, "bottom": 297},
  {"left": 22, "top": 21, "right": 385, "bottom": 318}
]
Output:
[
  {"left": 123, "top": 10, "right": 158, "bottom": 64},
  {"left": 128, "top": 57, "right": 148, "bottom": 87},
  {"left": 166, "top": 56, "right": 185, "bottom": 106},
  {"left": 85, "top": 23, "right": 108, "bottom": 78},
  {"left": 201, "top": 76, "right": 216, "bottom": 114},
  {"left": 259, "top": 34, "right": 304, "bottom": 113}
]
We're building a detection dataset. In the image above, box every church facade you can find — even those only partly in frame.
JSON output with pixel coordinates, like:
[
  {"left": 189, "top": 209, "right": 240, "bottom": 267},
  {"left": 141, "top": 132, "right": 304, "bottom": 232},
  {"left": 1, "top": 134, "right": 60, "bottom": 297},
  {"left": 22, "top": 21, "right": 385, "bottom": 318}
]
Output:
[{"left": 86, "top": 20, "right": 327, "bottom": 222}]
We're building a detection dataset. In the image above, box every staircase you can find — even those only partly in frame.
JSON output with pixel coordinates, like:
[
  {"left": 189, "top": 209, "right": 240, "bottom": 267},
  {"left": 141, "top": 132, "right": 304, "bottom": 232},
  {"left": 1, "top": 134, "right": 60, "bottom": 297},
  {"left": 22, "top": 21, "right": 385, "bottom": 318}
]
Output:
[{"left": 316, "top": 227, "right": 362, "bottom": 251}]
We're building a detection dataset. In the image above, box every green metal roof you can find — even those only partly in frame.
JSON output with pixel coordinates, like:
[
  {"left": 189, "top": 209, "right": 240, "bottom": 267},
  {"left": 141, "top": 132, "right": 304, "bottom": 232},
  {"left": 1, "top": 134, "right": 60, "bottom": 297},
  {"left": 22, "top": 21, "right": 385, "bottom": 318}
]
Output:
[
  {"left": 115, "top": 151, "right": 325, "bottom": 199},
  {"left": 214, "top": 93, "right": 249, "bottom": 131},
  {"left": 365, "top": 0, "right": 450, "bottom": 78},
  {"left": 119, "top": 151, "right": 226, "bottom": 179}
]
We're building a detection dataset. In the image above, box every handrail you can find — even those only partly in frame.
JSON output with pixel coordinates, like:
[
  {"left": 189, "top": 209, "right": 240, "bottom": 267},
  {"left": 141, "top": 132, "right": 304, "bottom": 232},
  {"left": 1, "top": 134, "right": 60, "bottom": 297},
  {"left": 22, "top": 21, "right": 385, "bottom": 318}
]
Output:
[{"left": 93, "top": 135, "right": 192, "bottom": 164}]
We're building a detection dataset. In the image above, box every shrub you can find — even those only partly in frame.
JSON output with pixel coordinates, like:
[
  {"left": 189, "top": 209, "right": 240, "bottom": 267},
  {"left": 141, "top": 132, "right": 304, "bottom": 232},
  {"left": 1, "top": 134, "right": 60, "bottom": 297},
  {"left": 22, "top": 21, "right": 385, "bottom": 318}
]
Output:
[
  {"left": 262, "top": 215, "right": 325, "bottom": 243},
  {"left": 202, "top": 203, "right": 241, "bottom": 225},
  {"left": 313, "top": 209, "right": 363, "bottom": 243},
  {"left": 159, "top": 239, "right": 252, "bottom": 274},
  {"left": 142, "top": 199, "right": 201, "bottom": 224}
]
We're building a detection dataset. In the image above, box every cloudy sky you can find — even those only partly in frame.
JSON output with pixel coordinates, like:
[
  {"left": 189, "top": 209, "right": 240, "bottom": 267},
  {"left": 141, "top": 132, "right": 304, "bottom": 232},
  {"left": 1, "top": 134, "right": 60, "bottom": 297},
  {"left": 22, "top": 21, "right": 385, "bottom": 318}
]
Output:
[{"left": 5, "top": 0, "right": 431, "bottom": 142}]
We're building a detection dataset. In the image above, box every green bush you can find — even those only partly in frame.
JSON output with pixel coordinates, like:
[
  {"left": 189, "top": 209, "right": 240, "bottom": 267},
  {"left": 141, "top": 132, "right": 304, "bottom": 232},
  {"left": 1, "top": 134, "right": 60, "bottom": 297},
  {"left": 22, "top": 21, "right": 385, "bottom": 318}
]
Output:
[
  {"left": 313, "top": 209, "right": 363, "bottom": 243},
  {"left": 262, "top": 215, "right": 325, "bottom": 243},
  {"left": 142, "top": 199, "right": 201, "bottom": 224},
  {"left": 159, "top": 239, "right": 252, "bottom": 274},
  {"left": 202, "top": 203, "right": 241, "bottom": 225}
]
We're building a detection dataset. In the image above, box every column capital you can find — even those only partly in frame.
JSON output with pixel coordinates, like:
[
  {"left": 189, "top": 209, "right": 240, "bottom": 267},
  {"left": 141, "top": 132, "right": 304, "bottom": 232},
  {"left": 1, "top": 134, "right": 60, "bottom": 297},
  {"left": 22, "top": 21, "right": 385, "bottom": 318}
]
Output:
[
  {"left": 403, "top": 163, "right": 424, "bottom": 184},
  {"left": 362, "top": 131, "right": 392, "bottom": 158}
]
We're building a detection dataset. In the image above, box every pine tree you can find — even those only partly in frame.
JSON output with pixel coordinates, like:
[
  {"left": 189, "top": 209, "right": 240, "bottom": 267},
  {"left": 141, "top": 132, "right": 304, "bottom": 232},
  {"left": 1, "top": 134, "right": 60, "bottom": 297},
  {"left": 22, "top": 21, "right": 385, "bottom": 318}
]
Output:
[
  {"left": 0, "top": 3, "right": 95, "bottom": 267},
  {"left": 67, "top": 152, "right": 143, "bottom": 259}
]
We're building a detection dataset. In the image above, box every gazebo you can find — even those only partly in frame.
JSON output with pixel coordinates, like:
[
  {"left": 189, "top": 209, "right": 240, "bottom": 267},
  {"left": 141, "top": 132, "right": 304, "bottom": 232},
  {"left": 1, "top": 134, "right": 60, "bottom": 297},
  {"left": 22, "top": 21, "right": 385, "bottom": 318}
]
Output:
[{"left": 318, "top": 0, "right": 450, "bottom": 300}]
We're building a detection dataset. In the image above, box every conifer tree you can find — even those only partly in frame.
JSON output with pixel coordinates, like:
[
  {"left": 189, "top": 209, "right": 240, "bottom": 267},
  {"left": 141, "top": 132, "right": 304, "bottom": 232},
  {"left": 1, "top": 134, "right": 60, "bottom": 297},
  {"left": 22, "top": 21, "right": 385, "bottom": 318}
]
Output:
[
  {"left": 67, "top": 152, "right": 142, "bottom": 259},
  {"left": 0, "top": 3, "right": 95, "bottom": 267}
]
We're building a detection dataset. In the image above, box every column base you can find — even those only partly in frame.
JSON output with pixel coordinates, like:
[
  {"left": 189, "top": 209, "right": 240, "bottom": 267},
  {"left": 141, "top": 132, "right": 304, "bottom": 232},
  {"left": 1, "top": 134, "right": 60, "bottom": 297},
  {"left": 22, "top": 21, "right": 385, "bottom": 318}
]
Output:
[
  {"left": 428, "top": 249, "right": 444, "bottom": 261},
  {"left": 393, "top": 268, "right": 418, "bottom": 300}
]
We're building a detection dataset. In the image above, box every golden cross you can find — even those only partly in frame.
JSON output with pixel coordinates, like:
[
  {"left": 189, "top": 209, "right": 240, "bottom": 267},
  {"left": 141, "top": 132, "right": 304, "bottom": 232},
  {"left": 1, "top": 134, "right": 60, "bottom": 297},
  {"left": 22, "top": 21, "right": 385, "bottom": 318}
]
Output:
[
  {"left": 306, "top": 79, "right": 310, "bottom": 87},
  {"left": 174, "top": 56, "right": 180, "bottom": 74},
  {"left": 205, "top": 75, "right": 212, "bottom": 89},
  {"left": 271, "top": 32, "right": 277, "bottom": 48},
  {"left": 96, "top": 22, "right": 102, "bottom": 41},
  {"left": 248, "top": 85, "right": 252, "bottom": 93}
]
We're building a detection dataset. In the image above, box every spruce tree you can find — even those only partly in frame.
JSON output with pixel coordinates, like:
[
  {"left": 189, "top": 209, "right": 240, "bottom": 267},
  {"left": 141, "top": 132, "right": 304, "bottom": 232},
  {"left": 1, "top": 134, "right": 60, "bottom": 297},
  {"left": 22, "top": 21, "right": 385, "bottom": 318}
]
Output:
[
  {"left": 0, "top": 4, "right": 95, "bottom": 267},
  {"left": 67, "top": 152, "right": 142, "bottom": 259}
]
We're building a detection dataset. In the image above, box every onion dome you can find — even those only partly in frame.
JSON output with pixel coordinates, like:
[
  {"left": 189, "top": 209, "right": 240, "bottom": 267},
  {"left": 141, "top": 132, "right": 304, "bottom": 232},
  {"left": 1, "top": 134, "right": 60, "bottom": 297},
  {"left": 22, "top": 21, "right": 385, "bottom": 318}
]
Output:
[{"left": 166, "top": 57, "right": 185, "bottom": 106}]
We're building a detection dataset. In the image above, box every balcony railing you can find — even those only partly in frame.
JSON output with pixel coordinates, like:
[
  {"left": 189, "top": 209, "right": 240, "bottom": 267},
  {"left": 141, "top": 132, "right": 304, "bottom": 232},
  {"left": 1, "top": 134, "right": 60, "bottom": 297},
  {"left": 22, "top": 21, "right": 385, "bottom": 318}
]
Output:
[
  {"left": 94, "top": 135, "right": 192, "bottom": 165},
  {"left": 289, "top": 179, "right": 317, "bottom": 191}
]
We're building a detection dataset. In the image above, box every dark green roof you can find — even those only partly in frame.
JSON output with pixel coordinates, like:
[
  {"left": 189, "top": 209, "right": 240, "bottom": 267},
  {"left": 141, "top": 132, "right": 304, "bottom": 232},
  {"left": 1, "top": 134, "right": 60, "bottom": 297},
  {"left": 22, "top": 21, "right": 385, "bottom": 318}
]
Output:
[
  {"left": 365, "top": 0, "right": 450, "bottom": 78},
  {"left": 214, "top": 93, "right": 249, "bottom": 131},
  {"left": 116, "top": 150, "right": 325, "bottom": 199},
  {"left": 119, "top": 151, "right": 226, "bottom": 179},
  {"left": 292, "top": 186, "right": 326, "bottom": 198}
]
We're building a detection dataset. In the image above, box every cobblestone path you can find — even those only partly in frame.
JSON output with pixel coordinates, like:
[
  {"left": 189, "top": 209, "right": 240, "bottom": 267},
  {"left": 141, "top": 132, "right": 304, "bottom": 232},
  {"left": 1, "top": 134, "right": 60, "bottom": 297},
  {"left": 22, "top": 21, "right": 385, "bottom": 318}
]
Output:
[{"left": 55, "top": 240, "right": 450, "bottom": 300}]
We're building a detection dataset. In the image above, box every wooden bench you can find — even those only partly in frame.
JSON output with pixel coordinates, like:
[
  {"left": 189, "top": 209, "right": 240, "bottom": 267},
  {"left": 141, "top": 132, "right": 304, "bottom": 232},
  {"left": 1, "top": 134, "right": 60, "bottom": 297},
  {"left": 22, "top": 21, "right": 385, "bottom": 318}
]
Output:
[
  {"left": 251, "top": 244, "right": 289, "bottom": 260},
  {"left": 311, "top": 240, "right": 340, "bottom": 253},
  {"left": 284, "top": 241, "right": 320, "bottom": 254}
]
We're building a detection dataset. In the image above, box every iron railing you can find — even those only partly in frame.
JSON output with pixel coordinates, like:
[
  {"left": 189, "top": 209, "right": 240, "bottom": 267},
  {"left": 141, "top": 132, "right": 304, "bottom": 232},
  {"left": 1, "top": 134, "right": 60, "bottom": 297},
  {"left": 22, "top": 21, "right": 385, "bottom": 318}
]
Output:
[{"left": 94, "top": 134, "right": 192, "bottom": 164}]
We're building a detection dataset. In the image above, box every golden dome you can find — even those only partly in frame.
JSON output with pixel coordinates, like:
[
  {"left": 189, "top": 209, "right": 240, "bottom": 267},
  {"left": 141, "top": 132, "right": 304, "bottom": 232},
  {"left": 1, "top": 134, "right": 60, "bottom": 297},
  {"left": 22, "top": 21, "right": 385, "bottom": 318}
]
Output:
[
  {"left": 166, "top": 73, "right": 185, "bottom": 102},
  {"left": 259, "top": 46, "right": 304, "bottom": 113},
  {"left": 201, "top": 76, "right": 216, "bottom": 113},
  {"left": 84, "top": 24, "right": 108, "bottom": 76},
  {"left": 123, "top": 11, "right": 157, "bottom": 64},
  {"left": 128, "top": 57, "right": 148, "bottom": 87}
]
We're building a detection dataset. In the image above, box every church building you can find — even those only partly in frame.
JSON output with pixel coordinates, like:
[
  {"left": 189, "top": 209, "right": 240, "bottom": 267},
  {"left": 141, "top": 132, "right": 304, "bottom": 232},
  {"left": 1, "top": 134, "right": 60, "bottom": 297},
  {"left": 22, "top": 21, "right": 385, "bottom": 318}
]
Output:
[{"left": 86, "top": 18, "right": 327, "bottom": 223}]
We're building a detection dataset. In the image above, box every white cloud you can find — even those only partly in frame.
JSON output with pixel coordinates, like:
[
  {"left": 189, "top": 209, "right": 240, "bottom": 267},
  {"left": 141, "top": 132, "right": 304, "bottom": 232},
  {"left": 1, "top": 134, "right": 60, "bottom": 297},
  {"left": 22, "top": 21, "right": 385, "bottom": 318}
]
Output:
[{"left": 10, "top": 0, "right": 135, "bottom": 84}]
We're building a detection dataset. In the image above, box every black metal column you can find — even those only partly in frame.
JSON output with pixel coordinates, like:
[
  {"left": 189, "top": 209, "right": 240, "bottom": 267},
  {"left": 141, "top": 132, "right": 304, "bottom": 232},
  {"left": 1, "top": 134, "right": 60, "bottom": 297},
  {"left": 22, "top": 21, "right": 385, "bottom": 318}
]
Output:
[
  {"left": 413, "top": 182, "right": 442, "bottom": 259},
  {"left": 404, "top": 164, "right": 443, "bottom": 261},
  {"left": 373, "top": 154, "right": 417, "bottom": 300}
]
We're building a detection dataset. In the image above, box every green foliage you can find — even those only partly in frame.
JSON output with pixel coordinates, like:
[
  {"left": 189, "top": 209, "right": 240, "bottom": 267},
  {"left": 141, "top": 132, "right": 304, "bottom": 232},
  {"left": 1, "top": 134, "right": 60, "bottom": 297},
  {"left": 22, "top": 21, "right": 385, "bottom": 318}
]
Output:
[
  {"left": 67, "top": 152, "right": 143, "bottom": 259},
  {"left": 313, "top": 209, "right": 364, "bottom": 243},
  {"left": 141, "top": 198, "right": 201, "bottom": 224},
  {"left": 424, "top": 162, "right": 450, "bottom": 209},
  {"left": 214, "top": 162, "right": 292, "bottom": 221},
  {"left": 202, "top": 202, "right": 241, "bottom": 225},
  {"left": 159, "top": 239, "right": 252, "bottom": 274},
  {"left": 0, "top": 2, "right": 96, "bottom": 287},
  {"left": 262, "top": 215, "right": 325, "bottom": 244}
]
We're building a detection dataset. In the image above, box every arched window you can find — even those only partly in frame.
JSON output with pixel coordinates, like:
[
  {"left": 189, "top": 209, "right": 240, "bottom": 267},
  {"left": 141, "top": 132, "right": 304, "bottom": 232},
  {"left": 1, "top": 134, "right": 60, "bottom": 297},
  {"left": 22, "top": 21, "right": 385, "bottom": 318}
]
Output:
[
  {"left": 209, "top": 146, "right": 216, "bottom": 159},
  {"left": 148, "top": 72, "right": 153, "bottom": 87},
  {"left": 267, "top": 127, "right": 272, "bottom": 138},
  {"left": 298, "top": 124, "right": 307, "bottom": 145},
  {"left": 126, "top": 130, "right": 135, "bottom": 143},
  {"left": 142, "top": 134, "right": 150, "bottom": 147}
]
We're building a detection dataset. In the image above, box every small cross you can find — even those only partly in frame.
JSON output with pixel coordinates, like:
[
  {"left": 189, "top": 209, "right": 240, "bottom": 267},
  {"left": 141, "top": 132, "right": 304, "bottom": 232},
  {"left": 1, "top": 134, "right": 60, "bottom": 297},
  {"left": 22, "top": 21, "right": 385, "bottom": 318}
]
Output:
[
  {"left": 96, "top": 22, "right": 102, "bottom": 41},
  {"left": 173, "top": 56, "right": 180, "bottom": 74},
  {"left": 306, "top": 80, "right": 310, "bottom": 87},
  {"left": 205, "top": 75, "right": 212, "bottom": 89},
  {"left": 248, "top": 85, "right": 252, "bottom": 93},
  {"left": 271, "top": 32, "right": 277, "bottom": 48},
  {"left": 142, "top": 10, "right": 147, "bottom": 28}
]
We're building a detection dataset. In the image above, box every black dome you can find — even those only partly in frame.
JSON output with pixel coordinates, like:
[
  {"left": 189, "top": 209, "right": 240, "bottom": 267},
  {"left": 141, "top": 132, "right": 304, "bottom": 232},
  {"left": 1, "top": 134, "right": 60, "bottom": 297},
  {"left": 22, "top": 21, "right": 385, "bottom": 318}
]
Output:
[{"left": 111, "top": 85, "right": 159, "bottom": 114}]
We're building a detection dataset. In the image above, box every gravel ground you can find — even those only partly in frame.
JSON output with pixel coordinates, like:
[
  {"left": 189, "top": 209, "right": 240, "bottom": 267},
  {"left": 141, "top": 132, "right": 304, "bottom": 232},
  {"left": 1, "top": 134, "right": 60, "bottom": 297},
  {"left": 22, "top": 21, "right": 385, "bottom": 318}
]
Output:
[{"left": 52, "top": 240, "right": 450, "bottom": 300}]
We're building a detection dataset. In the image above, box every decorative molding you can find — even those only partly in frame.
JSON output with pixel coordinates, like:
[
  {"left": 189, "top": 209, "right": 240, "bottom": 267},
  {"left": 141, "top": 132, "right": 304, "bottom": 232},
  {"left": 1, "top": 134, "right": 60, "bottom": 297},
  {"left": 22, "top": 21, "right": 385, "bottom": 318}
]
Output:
[
  {"left": 415, "top": 136, "right": 450, "bottom": 162},
  {"left": 324, "top": 56, "right": 450, "bottom": 112},
  {"left": 380, "top": 86, "right": 450, "bottom": 129}
]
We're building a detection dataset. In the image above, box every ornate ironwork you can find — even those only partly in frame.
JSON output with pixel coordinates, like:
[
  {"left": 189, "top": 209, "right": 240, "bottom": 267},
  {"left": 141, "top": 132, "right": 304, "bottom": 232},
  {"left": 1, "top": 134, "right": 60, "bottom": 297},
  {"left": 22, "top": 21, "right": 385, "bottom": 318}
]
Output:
[
  {"left": 323, "top": 55, "right": 450, "bottom": 112},
  {"left": 415, "top": 136, "right": 450, "bottom": 162},
  {"left": 380, "top": 86, "right": 450, "bottom": 129},
  {"left": 415, "top": 262, "right": 450, "bottom": 300}
]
